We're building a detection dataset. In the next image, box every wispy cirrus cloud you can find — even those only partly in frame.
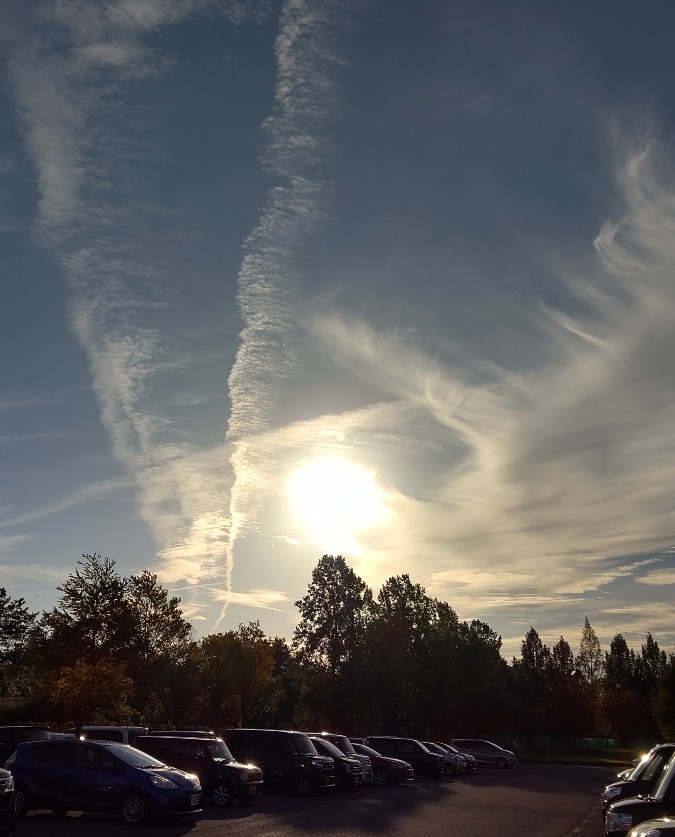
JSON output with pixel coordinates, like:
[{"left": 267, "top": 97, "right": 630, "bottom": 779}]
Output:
[
  {"left": 291, "top": 134, "right": 675, "bottom": 642},
  {"left": 5, "top": 0, "right": 268, "bottom": 597},
  {"left": 221, "top": 0, "right": 350, "bottom": 619}
]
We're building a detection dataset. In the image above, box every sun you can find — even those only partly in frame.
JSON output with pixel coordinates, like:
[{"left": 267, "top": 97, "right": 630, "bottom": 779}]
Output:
[{"left": 286, "top": 457, "right": 388, "bottom": 553}]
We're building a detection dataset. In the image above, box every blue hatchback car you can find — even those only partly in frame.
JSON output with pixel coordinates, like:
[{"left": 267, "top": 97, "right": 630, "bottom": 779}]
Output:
[{"left": 6, "top": 739, "right": 202, "bottom": 824}]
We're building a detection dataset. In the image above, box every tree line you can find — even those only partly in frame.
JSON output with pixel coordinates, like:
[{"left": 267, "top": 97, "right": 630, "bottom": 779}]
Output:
[{"left": 1, "top": 552, "right": 674, "bottom": 744}]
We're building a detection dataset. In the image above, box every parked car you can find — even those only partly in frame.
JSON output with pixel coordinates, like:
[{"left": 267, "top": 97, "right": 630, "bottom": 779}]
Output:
[
  {"left": 306, "top": 732, "right": 373, "bottom": 783},
  {"left": 310, "top": 738, "right": 363, "bottom": 790},
  {"left": 352, "top": 742, "right": 415, "bottom": 786},
  {"left": 602, "top": 744, "right": 675, "bottom": 818},
  {"left": 363, "top": 736, "right": 443, "bottom": 778},
  {"left": 0, "top": 767, "right": 16, "bottom": 836},
  {"left": 628, "top": 818, "right": 675, "bottom": 836},
  {"left": 0, "top": 726, "right": 51, "bottom": 763},
  {"left": 605, "top": 751, "right": 675, "bottom": 836},
  {"left": 6, "top": 738, "right": 202, "bottom": 824},
  {"left": 147, "top": 730, "right": 216, "bottom": 738},
  {"left": 134, "top": 734, "right": 263, "bottom": 807},
  {"left": 451, "top": 738, "right": 517, "bottom": 768},
  {"left": 73, "top": 726, "right": 149, "bottom": 746},
  {"left": 421, "top": 740, "right": 467, "bottom": 775},
  {"left": 435, "top": 741, "right": 477, "bottom": 771},
  {"left": 224, "top": 728, "right": 335, "bottom": 796}
]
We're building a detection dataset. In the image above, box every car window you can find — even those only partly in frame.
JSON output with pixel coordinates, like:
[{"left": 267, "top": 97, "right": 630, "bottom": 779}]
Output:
[
  {"left": 77, "top": 744, "right": 116, "bottom": 770},
  {"left": 205, "top": 740, "right": 234, "bottom": 762},
  {"left": 31, "top": 742, "right": 77, "bottom": 765},
  {"left": 313, "top": 739, "right": 343, "bottom": 759},
  {"left": 355, "top": 744, "right": 380, "bottom": 758},
  {"left": 643, "top": 753, "right": 669, "bottom": 781},
  {"left": 396, "top": 740, "right": 420, "bottom": 754},
  {"left": 290, "top": 733, "right": 317, "bottom": 755}
]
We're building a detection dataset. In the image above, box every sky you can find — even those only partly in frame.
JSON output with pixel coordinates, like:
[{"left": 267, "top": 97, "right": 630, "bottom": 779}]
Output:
[{"left": 2, "top": 0, "right": 675, "bottom": 661}]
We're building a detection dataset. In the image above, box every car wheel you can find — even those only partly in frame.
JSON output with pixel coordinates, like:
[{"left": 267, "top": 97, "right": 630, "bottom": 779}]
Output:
[
  {"left": 14, "top": 783, "right": 30, "bottom": 817},
  {"left": 372, "top": 767, "right": 389, "bottom": 786},
  {"left": 294, "top": 776, "right": 313, "bottom": 797},
  {"left": 121, "top": 792, "right": 151, "bottom": 824},
  {"left": 496, "top": 757, "right": 508, "bottom": 769},
  {"left": 211, "top": 782, "right": 235, "bottom": 807}
]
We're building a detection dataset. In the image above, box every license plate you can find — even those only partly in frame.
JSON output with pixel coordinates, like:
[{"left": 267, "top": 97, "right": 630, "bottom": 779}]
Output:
[
  {"left": 190, "top": 794, "right": 200, "bottom": 806},
  {"left": 249, "top": 785, "right": 258, "bottom": 795}
]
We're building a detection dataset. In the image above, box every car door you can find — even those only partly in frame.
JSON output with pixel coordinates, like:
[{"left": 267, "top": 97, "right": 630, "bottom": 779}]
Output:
[
  {"left": 67, "top": 742, "right": 124, "bottom": 812},
  {"left": 27, "top": 741, "right": 78, "bottom": 809}
]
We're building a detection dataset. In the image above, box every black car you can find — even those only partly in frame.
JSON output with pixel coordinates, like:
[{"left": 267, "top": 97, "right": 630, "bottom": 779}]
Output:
[
  {"left": 0, "top": 726, "right": 51, "bottom": 763},
  {"left": 309, "top": 738, "right": 363, "bottom": 790},
  {"left": 134, "top": 734, "right": 263, "bottom": 806},
  {"left": 6, "top": 738, "right": 202, "bottom": 824},
  {"left": 352, "top": 742, "right": 415, "bottom": 786},
  {"left": 602, "top": 744, "right": 675, "bottom": 818},
  {"left": 306, "top": 732, "right": 373, "bottom": 783},
  {"left": 363, "top": 736, "right": 443, "bottom": 778},
  {"left": 626, "top": 819, "right": 675, "bottom": 835},
  {"left": 605, "top": 751, "right": 675, "bottom": 837},
  {"left": 0, "top": 767, "right": 16, "bottom": 836},
  {"left": 224, "top": 728, "right": 335, "bottom": 796}
]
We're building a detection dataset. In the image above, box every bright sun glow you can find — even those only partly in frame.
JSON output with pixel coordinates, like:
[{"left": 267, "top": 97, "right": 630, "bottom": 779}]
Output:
[{"left": 287, "top": 457, "right": 389, "bottom": 553}]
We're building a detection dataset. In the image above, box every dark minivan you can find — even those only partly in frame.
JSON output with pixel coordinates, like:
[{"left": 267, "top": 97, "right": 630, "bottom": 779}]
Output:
[
  {"left": 0, "top": 726, "right": 51, "bottom": 763},
  {"left": 601, "top": 743, "right": 675, "bottom": 819},
  {"left": 363, "top": 736, "right": 443, "bottom": 778},
  {"left": 605, "top": 750, "right": 675, "bottom": 837},
  {"left": 224, "top": 729, "right": 335, "bottom": 796},
  {"left": 134, "top": 734, "right": 263, "bottom": 806}
]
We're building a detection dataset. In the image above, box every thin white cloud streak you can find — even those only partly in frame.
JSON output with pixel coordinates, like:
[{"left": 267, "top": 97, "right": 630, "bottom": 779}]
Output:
[
  {"left": 0, "top": 561, "right": 65, "bottom": 588},
  {"left": 5, "top": 1, "right": 265, "bottom": 591},
  {"left": 221, "top": 0, "right": 348, "bottom": 620},
  {"left": 298, "top": 136, "right": 675, "bottom": 624},
  {"left": 0, "top": 475, "right": 133, "bottom": 529}
]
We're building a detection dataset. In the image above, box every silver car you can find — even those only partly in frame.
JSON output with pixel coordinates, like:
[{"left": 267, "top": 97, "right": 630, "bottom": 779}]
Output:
[{"left": 450, "top": 738, "right": 516, "bottom": 768}]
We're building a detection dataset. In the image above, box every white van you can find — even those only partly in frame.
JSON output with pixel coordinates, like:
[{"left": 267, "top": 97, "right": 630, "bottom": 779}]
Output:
[{"left": 76, "top": 725, "right": 148, "bottom": 746}]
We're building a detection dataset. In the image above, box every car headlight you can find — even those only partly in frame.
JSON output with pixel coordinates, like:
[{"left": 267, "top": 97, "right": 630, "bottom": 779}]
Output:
[
  {"left": 4, "top": 775, "right": 13, "bottom": 792},
  {"left": 629, "top": 830, "right": 660, "bottom": 837},
  {"left": 149, "top": 774, "right": 179, "bottom": 790},
  {"left": 363, "top": 757, "right": 371, "bottom": 766},
  {"left": 240, "top": 771, "right": 255, "bottom": 782},
  {"left": 602, "top": 786, "right": 622, "bottom": 802},
  {"left": 605, "top": 811, "right": 633, "bottom": 832},
  {"left": 311, "top": 758, "right": 324, "bottom": 769}
]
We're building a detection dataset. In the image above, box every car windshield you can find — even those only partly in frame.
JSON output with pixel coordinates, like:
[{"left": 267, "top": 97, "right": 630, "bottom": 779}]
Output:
[
  {"left": 650, "top": 752, "right": 675, "bottom": 798},
  {"left": 205, "top": 741, "right": 234, "bottom": 763},
  {"left": 331, "top": 736, "right": 356, "bottom": 755},
  {"left": 314, "top": 739, "right": 345, "bottom": 759},
  {"left": 116, "top": 745, "right": 167, "bottom": 768},
  {"left": 439, "top": 743, "right": 459, "bottom": 754},
  {"left": 423, "top": 742, "right": 443, "bottom": 754},
  {"left": 356, "top": 744, "right": 380, "bottom": 758},
  {"left": 292, "top": 734, "right": 318, "bottom": 755}
]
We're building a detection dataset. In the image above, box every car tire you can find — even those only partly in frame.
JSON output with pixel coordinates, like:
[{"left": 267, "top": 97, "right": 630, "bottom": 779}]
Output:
[
  {"left": 496, "top": 757, "right": 508, "bottom": 769},
  {"left": 121, "top": 792, "right": 151, "bottom": 824},
  {"left": 294, "top": 776, "right": 313, "bottom": 797},
  {"left": 211, "top": 782, "right": 235, "bottom": 807},
  {"left": 372, "top": 767, "right": 389, "bottom": 786},
  {"left": 14, "top": 783, "right": 30, "bottom": 817}
]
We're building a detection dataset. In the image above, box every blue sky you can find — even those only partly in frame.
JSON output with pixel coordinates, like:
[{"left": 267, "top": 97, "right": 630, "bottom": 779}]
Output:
[{"left": 2, "top": 0, "right": 675, "bottom": 660}]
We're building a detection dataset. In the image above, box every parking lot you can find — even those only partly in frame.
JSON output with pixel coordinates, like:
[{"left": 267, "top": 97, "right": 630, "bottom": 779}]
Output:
[{"left": 13, "top": 763, "right": 615, "bottom": 837}]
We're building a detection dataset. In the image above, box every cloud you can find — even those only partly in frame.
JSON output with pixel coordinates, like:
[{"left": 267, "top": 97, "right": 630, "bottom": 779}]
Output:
[
  {"left": 5, "top": 1, "right": 265, "bottom": 598},
  {"left": 637, "top": 568, "right": 675, "bottom": 586},
  {"left": 221, "top": 0, "right": 350, "bottom": 620},
  {"left": 0, "top": 475, "right": 133, "bottom": 528},
  {"left": 287, "top": 136, "right": 675, "bottom": 634}
]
